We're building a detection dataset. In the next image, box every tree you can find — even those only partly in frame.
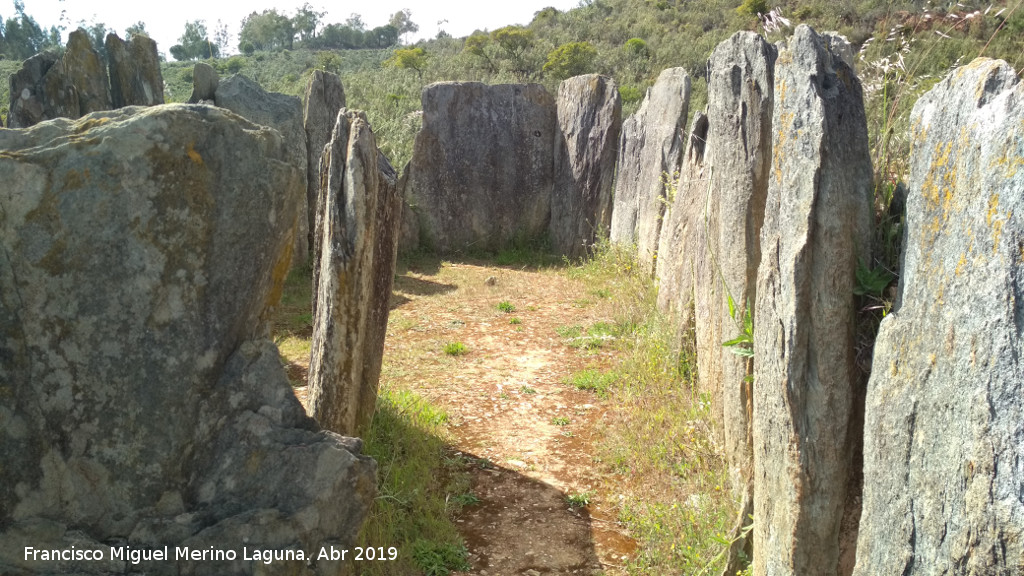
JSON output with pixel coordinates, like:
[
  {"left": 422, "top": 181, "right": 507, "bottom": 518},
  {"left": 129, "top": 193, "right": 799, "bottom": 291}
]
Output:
[
  {"left": 1, "top": 1, "right": 59, "bottom": 60},
  {"left": 387, "top": 46, "right": 427, "bottom": 79},
  {"left": 369, "top": 25, "right": 399, "bottom": 48},
  {"left": 542, "top": 41, "right": 597, "bottom": 79},
  {"left": 125, "top": 21, "right": 148, "bottom": 40},
  {"left": 492, "top": 26, "right": 534, "bottom": 79},
  {"left": 239, "top": 9, "right": 294, "bottom": 52},
  {"left": 213, "top": 20, "right": 231, "bottom": 55},
  {"left": 389, "top": 9, "right": 418, "bottom": 43},
  {"left": 344, "top": 13, "right": 365, "bottom": 32},
  {"left": 293, "top": 3, "right": 325, "bottom": 43},
  {"left": 170, "top": 20, "right": 218, "bottom": 61},
  {"left": 463, "top": 33, "right": 496, "bottom": 72}
]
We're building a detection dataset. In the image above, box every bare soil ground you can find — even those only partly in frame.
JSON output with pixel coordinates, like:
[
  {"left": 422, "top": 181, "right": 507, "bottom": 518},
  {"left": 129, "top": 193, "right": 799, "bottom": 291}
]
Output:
[{"left": 297, "top": 256, "right": 636, "bottom": 575}]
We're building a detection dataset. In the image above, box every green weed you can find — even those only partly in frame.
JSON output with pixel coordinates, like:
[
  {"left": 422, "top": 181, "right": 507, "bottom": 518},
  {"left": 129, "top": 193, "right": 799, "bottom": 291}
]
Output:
[
  {"left": 443, "top": 341, "right": 468, "bottom": 356},
  {"left": 496, "top": 300, "right": 516, "bottom": 313},
  {"left": 565, "top": 368, "right": 616, "bottom": 398},
  {"left": 551, "top": 416, "right": 571, "bottom": 426},
  {"left": 566, "top": 490, "right": 595, "bottom": 508},
  {"left": 411, "top": 539, "right": 471, "bottom": 576}
]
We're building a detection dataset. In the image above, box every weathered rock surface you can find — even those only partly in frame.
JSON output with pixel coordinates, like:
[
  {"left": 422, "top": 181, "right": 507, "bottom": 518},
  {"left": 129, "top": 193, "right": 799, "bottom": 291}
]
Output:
[
  {"left": 303, "top": 70, "right": 346, "bottom": 253},
  {"left": 188, "top": 62, "right": 219, "bottom": 103},
  {"left": 853, "top": 58, "right": 1024, "bottom": 576},
  {"left": 552, "top": 74, "right": 621, "bottom": 258},
  {"left": 105, "top": 33, "right": 164, "bottom": 108},
  {"left": 7, "top": 51, "right": 68, "bottom": 128},
  {"left": 308, "top": 110, "right": 399, "bottom": 437},
  {"left": 405, "top": 82, "right": 556, "bottom": 253},
  {"left": 62, "top": 29, "right": 111, "bottom": 116},
  {"left": 753, "top": 25, "right": 873, "bottom": 576},
  {"left": 611, "top": 68, "right": 690, "bottom": 268},
  {"left": 0, "top": 105, "right": 375, "bottom": 575},
  {"left": 216, "top": 74, "right": 309, "bottom": 264},
  {"left": 694, "top": 32, "right": 776, "bottom": 502}
]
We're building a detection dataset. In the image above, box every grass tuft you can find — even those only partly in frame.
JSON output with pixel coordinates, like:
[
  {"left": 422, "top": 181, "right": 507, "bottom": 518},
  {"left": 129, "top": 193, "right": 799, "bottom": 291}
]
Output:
[{"left": 443, "top": 341, "right": 468, "bottom": 356}]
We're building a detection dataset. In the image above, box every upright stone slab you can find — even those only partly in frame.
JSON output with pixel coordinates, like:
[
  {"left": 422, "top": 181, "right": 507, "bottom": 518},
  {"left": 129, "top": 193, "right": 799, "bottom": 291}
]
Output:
[
  {"left": 406, "top": 82, "right": 556, "bottom": 253},
  {"left": 552, "top": 74, "right": 621, "bottom": 259},
  {"left": 188, "top": 61, "right": 219, "bottom": 103},
  {"left": 610, "top": 68, "right": 690, "bottom": 268},
  {"left": 217, "top": 74, "right": 309, "bottom": 264},
  {"left": 853, "top": 59, "right": 1024, "bottom": 576},
  {"left": 7, "top": 52, "right": 67, "bottom": 128},
  {"left": 0, "top": 105, "right": 375, "bottom": 576},
  {"left": 307, "top": 110, "right": 397, "bottom": 437},
  {"left": 63, "top": 29, "right": 111, "bottom": 115},
  {"left": 693, "top": 32, "right": 776, "bottom": 502},
  {"left": 303, "top": 70, "right": 346, "bottom": 253},
  {"left": 105, "top": 33, "right": 164, "bottom": 108},
  {"left": 753, "top": 25, "right": 872, "bottom": 576}
]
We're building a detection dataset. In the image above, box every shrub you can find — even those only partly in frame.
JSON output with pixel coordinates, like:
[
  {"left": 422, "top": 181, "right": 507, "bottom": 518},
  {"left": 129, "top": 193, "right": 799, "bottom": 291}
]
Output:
[{"left": 543, "top": 41, "right": 597, "bottom": 79}]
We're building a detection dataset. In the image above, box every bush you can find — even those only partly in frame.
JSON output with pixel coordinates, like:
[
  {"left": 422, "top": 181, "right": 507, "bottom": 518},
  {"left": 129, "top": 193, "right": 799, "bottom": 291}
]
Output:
[
  {"left": 736, "top": 0, "right": 769, "bottom": 17},
  {"left": 226, "top": 55, "right": 245, "bottom": 74},
  {"left": 543, "top": 41, "right": 597, "bottom": 79}
]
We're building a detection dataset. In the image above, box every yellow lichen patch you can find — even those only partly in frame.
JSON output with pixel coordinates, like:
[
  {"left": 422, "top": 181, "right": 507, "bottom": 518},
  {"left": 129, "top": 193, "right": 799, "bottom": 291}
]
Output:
[
  {"left": 73, "top": 116, "right": 111, "bottom": 134},
  {"left": 986, "top": 194, "right": 1000, "bottom": 226},
  {"left": 186, "top": 142, "right": 204, "bottom": 166},
  {"left": 773, "top": 109, "right": 795, "bottom": 184},
  {"left": 955, "top": 252, "right": 967, "bottom": 276},
  {"left": 265, "top": 239, "right": 294, "bottom": 316},
  {"left": 990, "top": 148, "right": 1024, "bottom": 179}
]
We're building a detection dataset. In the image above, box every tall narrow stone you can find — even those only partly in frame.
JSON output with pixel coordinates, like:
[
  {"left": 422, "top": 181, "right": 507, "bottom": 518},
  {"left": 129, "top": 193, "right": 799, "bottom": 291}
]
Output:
[
  {"left": 753, "top": 25, "right": 872, "bottom": 576},
  {"left": 552, "top": 74, "right": 621, "bottom": 259},
  {"left": 307, "top": 110, "right": 397, "bottom": 437},
  {"left": 105, "top": 33, "right": 164, "bottom": 108},
  {"left": 62, "top": 29, "right": 111, "bottom": 115},
  {"left": 853, "top": 58, "right": 1024, "bottom": 576},
  {"left": 611, "top": 67, "right": 690, "bottom": 269},
  {"left": 304, "top": 71, "right": 346, "bottom": 255}
]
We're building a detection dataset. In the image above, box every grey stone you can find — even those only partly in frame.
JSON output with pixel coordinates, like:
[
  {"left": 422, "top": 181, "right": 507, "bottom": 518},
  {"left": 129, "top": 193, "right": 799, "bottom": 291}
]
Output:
[
  {"left": 0, "top": 104, "right": 375, "bottom": 575},
  {"left": 307, "top": 110, "right": 398, "bottom": 437},
  {"left": 694, "top": 32, "right": 776, "bottom": 504},
  {"left": 216, "top": 74, "right": 309, "bottom": 265},
  {"left": 853, "top": 58, "right": 1024, "bottom": 576},
  {"left": 405, "top": 82, "right": 556, "bottom": 253},
  {"left": 105, "top": 33, "right": 164, "bottom": 108},
  {"left": 7, "top": 52, "right": 67, "bottom": 128},
  {"left": 752, "top": 25, "right": 873, "bottom": 576},
  {"left": 552, "top": 74, "right": 621, "bottom": 259},
  {"left": 611, "top": 67, "right": 690, "bottom": 269},
  {"left": 62, "top": 29, "right": 111, "bottom": 116},
  {"left": 303, "top": 70, "right": 346, "bottom": 254},
  {"left": 188, "top": 62, "right": 219, "bottom": 103}
]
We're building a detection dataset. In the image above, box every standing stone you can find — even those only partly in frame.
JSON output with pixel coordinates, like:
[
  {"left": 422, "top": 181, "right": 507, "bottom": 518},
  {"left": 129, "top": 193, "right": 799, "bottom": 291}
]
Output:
[
  {"left": 0, "top": 105, "right": 375, "bottom": 576},
  {"left": 216, "top": 74, "right": 309, "bottom": 265},
  {"left": 693, "top": 32, "right": 776, "bottom": 503},
  {"left": 7, "top": 52, "right": 67, "bottom": 128},
  {"left": 406, "top": 82, "right": 556, "bottom": 254},
  {"left": 853, "top": 59, "right": 1024, "bottom": 576},
  {"left": 307, "top": 110, "right": 395, "bottom": 437},
  {"left": 188, "top": 62, "right": 219, "bottom": 103},
  {"left": 105, "top": 33, "right": 164, "bottom": 108},
  {"left": 552, "top": 74, "right": 622, "bottom": 259},
  {"left": 62, "top": 28, "right": 111, "bottom": 115},
  {"left": 655, "top": 111, "right": 709, "bottom": 324},
  {"left": 611, "top": 67, "right": 690, "bottom": 269},
  {"left": 303, "top": 70, "right": 346, "bottom": 254},
  {"left": 753, "top": 25, "right": 872, "bottom": 576}
]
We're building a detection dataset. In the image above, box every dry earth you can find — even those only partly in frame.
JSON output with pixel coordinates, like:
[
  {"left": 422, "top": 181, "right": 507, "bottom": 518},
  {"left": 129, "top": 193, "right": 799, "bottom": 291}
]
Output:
[{"left": 297, "top": 256, "right": 636, "bottom": 575}]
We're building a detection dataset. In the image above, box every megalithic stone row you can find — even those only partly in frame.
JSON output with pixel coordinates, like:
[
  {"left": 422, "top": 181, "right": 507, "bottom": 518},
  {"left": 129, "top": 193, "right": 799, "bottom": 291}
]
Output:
[
  {"left": 853, "top": 58, "right": 1024, "bottom": 576},
  {"left": 611, "top": 67, "right": 690, "bottom": 270},
  {"left": 304, "top": 70, "right": 347, "bottom": 256},
  {"left": 753, "top": 25, "right": 872, "bottom": 576},
  {"left": 307, "top": 109, "right": 399, "bottom": 437},
  {"left": 62, "top": 29, "right": 112, "bottom": 116},
  {"left": 188, "top": 62, "right": 220, "bottom": 103},
  {"left": 216, "top": 74, "right": 309, "bottom": 266},
  {"left": 0, "top": 105, "right": 375, "bottom": 575},
  {"left": 551, "top": 74, "right": 622, "bottom": 259},
  {"left": 105, "top": 32, "right": 164, "bottom": 108}
]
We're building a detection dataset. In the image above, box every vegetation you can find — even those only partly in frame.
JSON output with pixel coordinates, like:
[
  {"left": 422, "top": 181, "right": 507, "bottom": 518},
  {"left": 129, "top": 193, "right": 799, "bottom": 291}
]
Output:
[{"left": 443, "top": 341, "right": 468, "bottom": 356}]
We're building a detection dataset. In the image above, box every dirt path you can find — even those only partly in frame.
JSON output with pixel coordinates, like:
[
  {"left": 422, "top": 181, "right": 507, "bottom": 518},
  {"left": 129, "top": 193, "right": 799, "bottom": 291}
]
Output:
[{"left": 381, "top": 258, "right": 636, "bottom": 575}]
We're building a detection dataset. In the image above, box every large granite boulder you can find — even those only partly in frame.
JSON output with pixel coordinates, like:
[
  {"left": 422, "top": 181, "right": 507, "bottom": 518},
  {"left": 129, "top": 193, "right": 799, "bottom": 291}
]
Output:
[
  {"left": 853, "top": 58, "right": 1024, "bottom": 576},
  {"left": 0, "top": 104, "right": 374, "bottom": 575},
  {"left": 307, "top": 110, "right": 399, "bottom": 437},
  {"left": 752, "top": 25, "right": 873, "bottom": 576},
  {"left": 216, "top": 74, "right": 309, "bottom": 265},
  {"left": 611, "top": 67, "right": 690, "bottom": 268},
  {"left": 405, "top": 82, "right": 556, "bottom": 253},
  {"left": 551, "top": 74, "right": 621, "bottom": 259},
  {"left": 105, "top": 33, "right": 164, "bottom": 108},
  {"left": 303, "top": 70, "right": 346, "bottom": 254}
]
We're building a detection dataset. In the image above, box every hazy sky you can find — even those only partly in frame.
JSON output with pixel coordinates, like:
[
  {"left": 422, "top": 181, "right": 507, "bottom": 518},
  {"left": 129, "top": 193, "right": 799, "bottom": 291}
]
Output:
[{"left": 11, "top": 0, "right": 581, "bottom": 58}]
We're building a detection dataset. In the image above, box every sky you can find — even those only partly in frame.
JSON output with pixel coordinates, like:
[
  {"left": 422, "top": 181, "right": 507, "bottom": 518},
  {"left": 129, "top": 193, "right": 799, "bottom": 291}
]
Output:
[{"left": 11, "top": 0, "right": 583, "bottom": 58}]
